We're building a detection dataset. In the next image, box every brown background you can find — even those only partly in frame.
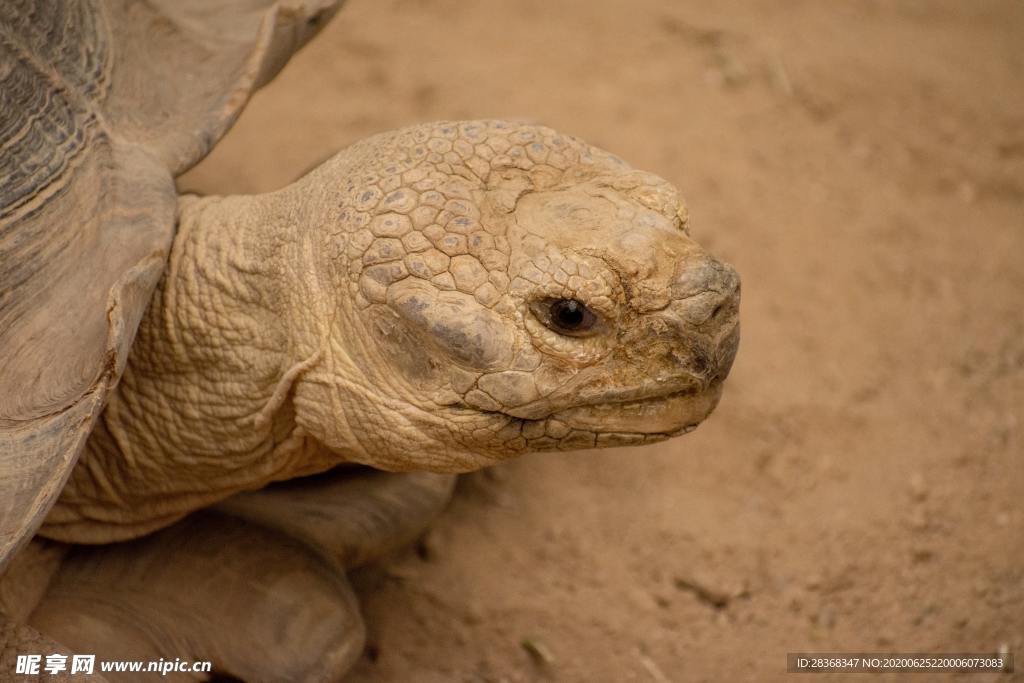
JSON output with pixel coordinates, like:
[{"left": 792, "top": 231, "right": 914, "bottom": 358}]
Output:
[{"left": 181, "top": 1, "right": 1023, "bottom": 680}]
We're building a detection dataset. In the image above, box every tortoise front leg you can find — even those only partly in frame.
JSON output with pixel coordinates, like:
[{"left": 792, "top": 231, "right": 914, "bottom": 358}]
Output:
[
  {"left": 28, "top": 513, "right": 364, "bottom": 682},
  {"left": 20, "top": 469, "right": 455, "bottom": 682}
]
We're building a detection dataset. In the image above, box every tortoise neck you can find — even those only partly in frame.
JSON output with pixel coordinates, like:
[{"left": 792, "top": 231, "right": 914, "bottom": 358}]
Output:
[{"left": 45, "top": 193, "right": 334, "bottom": 543}]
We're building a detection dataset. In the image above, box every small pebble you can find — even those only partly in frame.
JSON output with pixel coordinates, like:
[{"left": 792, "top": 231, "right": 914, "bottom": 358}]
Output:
[{"left": 521, "top": 637, "right": 555, "bottom": 667}]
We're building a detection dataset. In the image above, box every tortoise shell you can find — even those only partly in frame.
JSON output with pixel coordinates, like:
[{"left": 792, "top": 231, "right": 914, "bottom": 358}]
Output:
[{"left": 0, "top": 0, "right": 341, "bottom": 570}]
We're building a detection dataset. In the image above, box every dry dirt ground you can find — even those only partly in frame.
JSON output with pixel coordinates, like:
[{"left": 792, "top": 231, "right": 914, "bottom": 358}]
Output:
[{"left": 181, "top": 1, "right": 1023, "bottom": 680}]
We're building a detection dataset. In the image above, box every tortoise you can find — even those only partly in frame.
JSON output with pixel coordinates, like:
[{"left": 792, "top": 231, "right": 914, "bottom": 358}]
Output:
[{"left": 0, "top": 0, "right": 740, "bottom": 680}]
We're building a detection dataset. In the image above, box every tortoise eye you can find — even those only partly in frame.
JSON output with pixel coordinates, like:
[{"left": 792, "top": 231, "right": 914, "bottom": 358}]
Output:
[{"left": 544, "top": 298, "right": 598, "bottom": 336}]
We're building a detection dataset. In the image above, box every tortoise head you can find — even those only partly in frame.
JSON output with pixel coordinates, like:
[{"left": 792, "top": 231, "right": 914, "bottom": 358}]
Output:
[{"left": 288, "top": 121, "right": 739, "bottom": 472}]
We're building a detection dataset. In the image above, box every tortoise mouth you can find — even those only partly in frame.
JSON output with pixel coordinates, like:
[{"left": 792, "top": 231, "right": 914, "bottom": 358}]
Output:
[{"left": 549, "top": 381, "right": 723, "bottom": 435}]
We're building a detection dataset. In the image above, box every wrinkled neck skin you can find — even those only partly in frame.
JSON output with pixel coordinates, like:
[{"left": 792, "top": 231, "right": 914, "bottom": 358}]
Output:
[{"left": 44, "top": 187, "right": 350, "bottom": 543}]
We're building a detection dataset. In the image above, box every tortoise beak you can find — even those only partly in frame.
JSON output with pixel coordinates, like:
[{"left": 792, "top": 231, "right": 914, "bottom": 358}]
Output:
[{"left": 663, "top": 254, "right": 741, "bottom": 386}]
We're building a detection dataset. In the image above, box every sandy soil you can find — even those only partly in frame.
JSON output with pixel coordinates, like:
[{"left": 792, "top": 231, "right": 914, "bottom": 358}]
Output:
[{"left": 181, "top": 1, "right": 1023, "bottom": 680}]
